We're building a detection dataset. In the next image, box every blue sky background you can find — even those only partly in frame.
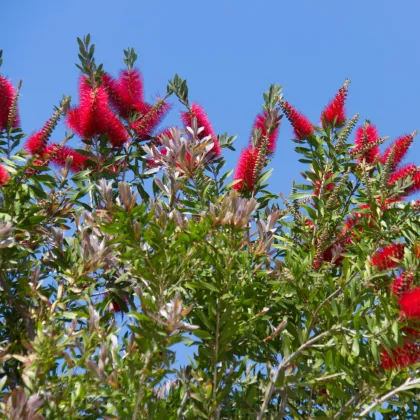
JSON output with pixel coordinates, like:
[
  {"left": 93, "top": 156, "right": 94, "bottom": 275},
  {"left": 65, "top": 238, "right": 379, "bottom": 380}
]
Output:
[
  {"left": 2, "top": 0, "right": 420, "bottom": 369},
  {"left": 2, "top": 0, "right": 420, "bottom": 196}
]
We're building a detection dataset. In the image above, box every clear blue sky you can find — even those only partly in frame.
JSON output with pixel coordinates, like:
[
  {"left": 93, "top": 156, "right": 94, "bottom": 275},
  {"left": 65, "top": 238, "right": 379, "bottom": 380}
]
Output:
[{"left": 2, "top": 0, "right": 420, "bottom": 196}]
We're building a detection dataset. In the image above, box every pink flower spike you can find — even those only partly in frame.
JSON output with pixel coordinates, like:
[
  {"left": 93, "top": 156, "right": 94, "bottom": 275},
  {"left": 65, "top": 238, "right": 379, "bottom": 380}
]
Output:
[
  {"left": 371, "top": 243, "right": 405, "bottom": 271},
  {"left": 353, "top": 123, "right": 380, "bottom": 164},
  {"left": 399, "top": 288, "right": 420, "bottom": 319},
  {"left": 103, "top": 70, "right": 145, "bottom": 119},
  {"left": 381, "top": 341, "right": 420, "bottom": 370},
  {"left": 48, "top": 143, "right": 88, "bottom": 172},
  {"left": 392, "top": 272, "right": 414, "bottom": 297},
  {"left": 251, "top": 112, "right": 280, "bottom": 155},
  {"left": 116, "top": 69, "right": 144, "bottom": 118},
  {"left": 233, "top": 146, "right": 259, "bottom": 192},
  {"left": 0, "top": 76, "right": 19, "bottom": 131},
  {"left": 321, "top": 81, "right": 348, "bottom": 127},
  {"left": 102, "top": 73, "right": 122, "bottom": 114},
  {"left": 388, "top": 164, "right": 418, "bottom": 186},
  {"left": 280, "top": 101, "right": 314, "bottom": 140},
  {"left": 25, "top": 131, "right": 48, "bottom": 156},
  {"left": 106, "top": 113, "right": 129, "bottom": 147},
  {"left": 0, "top": 164, "right": 10, "bottom": 186},
  {"left": 381, "top": 134, "right": 415, "bottom": 169},
  {"left": 181, "top": 103, "right": 222, "bottom": 157},
  {"left": 132, "top": 100, "right": 171, "bottom": 139},
  {"left": 66, "top": 77, "right": 110, "bottom": 138}
]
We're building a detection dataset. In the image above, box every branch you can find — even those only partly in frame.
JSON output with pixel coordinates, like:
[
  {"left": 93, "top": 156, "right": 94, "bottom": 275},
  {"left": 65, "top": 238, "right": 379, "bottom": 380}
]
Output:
[
  {"left": 177, "top": 384, "right": 191, "bottom": 419},
  {"left": 357, "top": 377, "right": 420, "bottom": 417},
  {"left": 257, "top": 327, "right": 340, "bottom": 419},
  {"left": 0, "top": 269, "right": 35, "bottom": 341}
]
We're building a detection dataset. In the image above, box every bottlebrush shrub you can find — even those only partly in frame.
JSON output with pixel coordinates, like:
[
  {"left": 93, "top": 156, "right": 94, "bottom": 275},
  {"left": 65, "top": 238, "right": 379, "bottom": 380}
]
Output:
[{"left": 2, "top": 35, "right": 420, "bottom": 419}]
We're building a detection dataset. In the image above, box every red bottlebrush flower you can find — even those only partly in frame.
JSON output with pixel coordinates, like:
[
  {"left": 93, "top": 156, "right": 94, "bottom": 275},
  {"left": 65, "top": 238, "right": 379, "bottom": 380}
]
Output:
[
  {"left": 47, "top": 143, "right": 88, "bottom": 172},
  {"left": 403, "top": 327, "right": 420, "bottom": 338},
  {"left": 381, "top": 341, "right": 420, "bottom": 370},
  {"left": 0, "top": 164, "right": 9, "bottom": 186},
  {"left": 116, "top": 69, "right": 144, "bottom": 117},
  {"left": 321, "top": 81, "right": 348, "bottom": 127},
  {"left": 251, "top": 112, "right": 280, "bottom": 155},
  {"left": 181, "top": 103, "right": 222, "bottom": 157},
  {"left": 103, "top": 70, "right": 145, "bottom": 119},
  {"left": 132, "top": 101, "right": 171, "bottom": 139},
  {"left": 400, "top": 288, "right": 420, "bottom": 319},
  {"left": 280, "top": 101, "right": 314, "bottom": 140},
  {"left": 66, "top": 78, "right": 109, "bottom": 137},
  {"left": 67, "top": 77, "right": 129, "bottom": 147},
  {"left": 392, "top": 272, "right": 414, "bottom": 297},
  {"left": 371, "top": 243, "right": 405, "bottom": 271},
  {"left": 24, "top": 116, "right": 59, "bottom": 155},
  {"left": 233, "top": 146, "right": 259, "bottom": 192},
  {"left": 381, "top": 134, "right": 415, "bottom": 169},
  {"left": 24, "top": 131, "right": 48, "bottom": 155},
  {"left": 408, "top": 172, "right": 420, "bottom": 195},
  {"left": 388, "top": 164, "right": 418, "bottom": 186},
  {"left": 102, "top": 73, "right": 120, "bottom": 108},
  {"left": 353, "top": 123, "right": 380, "bottom": 164},
  {"left": 106, "top": 113, "right": 129, "bottom": 147},
  {"left": 0, "top": 76, "right": 19, "bottom": 131}
]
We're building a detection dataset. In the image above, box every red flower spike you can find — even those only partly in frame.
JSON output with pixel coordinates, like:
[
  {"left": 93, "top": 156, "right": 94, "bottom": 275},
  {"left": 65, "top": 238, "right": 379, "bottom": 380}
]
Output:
[
  {"left": 388, "top": 164, "right": 418, "bottom": 186},
  {"left": 399, "top": 288, "right": 420, "bottom": 319},
  {"left": 67, "top": 77, "right": 110, "bottom": 138},
  {"left": 371, "top": 243, "right": 405, "bottom": 271},
  {"left": 181, "top": 103, "right": 222, "bottom": 157},
  {"left": 407, "top": 172, "right": 420, "bottom": 195},
  {"left": 25, "top": 131, "right": 48, "bottom": 156},
  {"left": 0, "top": 164, "right": 10, "bottom": 186},
  {"left": 132, "top": 101, "right": 171, "bottom": 139},
  {"left": 25, "top": 116, "right": 59, "bottom": 155},
  {"left": 280, "top": 101, "right": 314, "bottom": 140},
  {"left": 0, "top": 76, "right": 19, "bottom": 131},
  {"left": 67, "top": 77, "right": 129, "bottom": 147},
  {"left": 233, "top": 146, "right": 259, "bottom": 192},
  {"left": 251, "top": 112, "right": 279, "bottom": 155},
  {"left": 102, "top": 73, "right": 121, "bottom": 113},
  {"left": 106, "top": 113, "right": 129, "bottom": 147},
  {"left": 381, "top": 134, "right": 414, "bottom": 169},
  {"left": 47, "top": 143, "right": 88, "bottom": 172},
  {"left": 321, "top": 81, "right": 348, "bottom": 127},
  {"left": 392, "top": 272, "right": 414, "bottom": 297},
  {"left": 353, "top": 124, "right": 380, "bottom": 164},
  {"left": 381, "top": 341, "right": 420, "bottom": 370},
  {"left": 103, "top": 70, "right": 145, "bottom": 119},
  {"left": 116, "top": 69, "right": 144, "bottom": 118}
]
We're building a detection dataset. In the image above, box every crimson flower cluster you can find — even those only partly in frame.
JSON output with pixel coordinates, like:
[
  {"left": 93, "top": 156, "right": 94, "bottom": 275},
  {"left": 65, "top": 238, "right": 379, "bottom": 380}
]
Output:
[
  {"left": 180, "top": 103, "right": 222, "bottom": 157},
  {"left": 233, "top": 111, "right": 279, "bottom": 192},
  {"left": 0, "top": 74, "right": 21, "bottom": 185}
]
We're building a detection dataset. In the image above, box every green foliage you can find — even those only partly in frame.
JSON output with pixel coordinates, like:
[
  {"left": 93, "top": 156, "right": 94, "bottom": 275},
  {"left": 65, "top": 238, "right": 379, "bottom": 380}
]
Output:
[{"left": 1, "top": 39, "right": 420, "bottom": 419}]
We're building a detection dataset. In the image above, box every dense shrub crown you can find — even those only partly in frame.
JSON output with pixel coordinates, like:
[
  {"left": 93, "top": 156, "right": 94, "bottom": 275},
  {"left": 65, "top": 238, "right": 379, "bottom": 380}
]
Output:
[{"left": 1, "top": 36, "right": 420, "bottom": 418}]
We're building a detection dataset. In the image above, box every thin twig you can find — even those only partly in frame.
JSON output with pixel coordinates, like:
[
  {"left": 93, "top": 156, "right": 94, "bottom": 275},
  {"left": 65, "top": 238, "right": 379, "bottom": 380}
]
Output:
[
  {"left": 357, "top": 377, "right": 420, "bottom": 417},
  {"left": 257, "top": 327, "right": 340, "bottom": 419},
  {"left": 132, "top": 353, "right": 152, "bottom": 420},
  {"left": 177, "top": 384, "right": 191, "bottom": 419}
]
